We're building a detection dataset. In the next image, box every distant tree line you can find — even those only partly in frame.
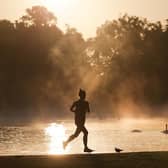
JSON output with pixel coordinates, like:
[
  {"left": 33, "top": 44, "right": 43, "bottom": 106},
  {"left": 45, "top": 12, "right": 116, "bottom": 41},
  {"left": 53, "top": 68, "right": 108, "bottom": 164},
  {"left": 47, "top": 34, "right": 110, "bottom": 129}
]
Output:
[
  {"left": 87, "top": 15, "right": 168, "bottom": 117},
  {"left": 0, "top": 6, "right": 168, "bottom": 121}
]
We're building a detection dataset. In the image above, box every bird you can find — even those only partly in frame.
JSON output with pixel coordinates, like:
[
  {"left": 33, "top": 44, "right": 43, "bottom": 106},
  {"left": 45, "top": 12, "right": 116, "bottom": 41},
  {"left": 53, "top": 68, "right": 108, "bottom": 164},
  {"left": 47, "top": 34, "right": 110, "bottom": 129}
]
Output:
[{"left": 115, "top": 147, "right": 123, "bottom": 153}]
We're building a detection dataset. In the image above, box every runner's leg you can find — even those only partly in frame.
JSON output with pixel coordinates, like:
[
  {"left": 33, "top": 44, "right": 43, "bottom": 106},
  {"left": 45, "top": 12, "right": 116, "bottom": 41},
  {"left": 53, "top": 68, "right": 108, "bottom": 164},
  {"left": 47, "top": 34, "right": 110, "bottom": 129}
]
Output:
[
  {"left": 82, "top": 126, "right": 88, "bottom": 148},
  {"left": 64, "top": 127, "right": 81, "bottom": 146}
]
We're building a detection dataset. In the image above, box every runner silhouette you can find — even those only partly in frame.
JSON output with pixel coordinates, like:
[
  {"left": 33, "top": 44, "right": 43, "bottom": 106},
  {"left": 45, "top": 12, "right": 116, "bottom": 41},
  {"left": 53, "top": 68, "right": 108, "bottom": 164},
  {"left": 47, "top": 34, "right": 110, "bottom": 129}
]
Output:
[{"left": 63, "top": 89, "right": 93, "bottom": 152}]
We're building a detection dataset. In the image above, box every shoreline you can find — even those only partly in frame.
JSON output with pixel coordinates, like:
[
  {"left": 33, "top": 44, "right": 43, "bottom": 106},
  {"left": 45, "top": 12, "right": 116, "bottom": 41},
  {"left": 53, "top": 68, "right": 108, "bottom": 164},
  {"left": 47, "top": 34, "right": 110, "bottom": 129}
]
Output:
[{"left": 0, "top": 151, "right": 168, "bottom": 168}]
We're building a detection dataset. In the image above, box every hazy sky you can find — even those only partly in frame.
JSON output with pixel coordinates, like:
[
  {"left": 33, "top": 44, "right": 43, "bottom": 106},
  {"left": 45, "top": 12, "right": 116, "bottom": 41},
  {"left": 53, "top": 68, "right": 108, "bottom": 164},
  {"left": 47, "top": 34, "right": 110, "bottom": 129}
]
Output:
[{"left": 0, "top": 0, "right": 168, "bottom": 38}]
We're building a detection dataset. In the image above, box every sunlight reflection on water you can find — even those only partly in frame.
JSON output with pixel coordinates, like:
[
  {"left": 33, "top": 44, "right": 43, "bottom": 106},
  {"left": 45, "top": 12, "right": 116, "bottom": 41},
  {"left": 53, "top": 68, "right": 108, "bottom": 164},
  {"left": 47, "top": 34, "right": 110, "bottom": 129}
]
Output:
[
  {"left": 45, "top": 123, "right": 68, "bottom": 154},
  {"left": 0, "top": 119, "right": 168, "bottom": 155}
]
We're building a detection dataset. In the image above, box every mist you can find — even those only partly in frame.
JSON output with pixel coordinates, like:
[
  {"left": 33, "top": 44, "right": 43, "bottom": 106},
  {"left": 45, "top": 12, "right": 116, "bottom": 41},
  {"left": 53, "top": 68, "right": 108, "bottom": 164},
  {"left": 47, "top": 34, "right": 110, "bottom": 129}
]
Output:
[{"left": 0, "top": 6, "right": 168, "bottom": 124}]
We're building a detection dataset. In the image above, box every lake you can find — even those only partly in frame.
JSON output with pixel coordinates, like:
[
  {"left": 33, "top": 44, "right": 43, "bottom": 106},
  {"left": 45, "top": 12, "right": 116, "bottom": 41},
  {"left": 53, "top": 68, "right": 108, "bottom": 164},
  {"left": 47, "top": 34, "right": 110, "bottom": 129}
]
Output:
[{"left": 0, "top": 119, "right": 168, "bottom": 155}]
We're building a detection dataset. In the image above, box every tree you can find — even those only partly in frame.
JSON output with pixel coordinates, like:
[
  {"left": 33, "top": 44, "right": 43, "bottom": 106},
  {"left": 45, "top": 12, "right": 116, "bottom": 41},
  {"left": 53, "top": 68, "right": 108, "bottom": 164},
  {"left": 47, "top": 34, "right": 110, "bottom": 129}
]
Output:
[
  {"left": 86, "top": 14, "right": 168, "bottom": 116},
  {"left": 20, "top": 6, "right": 57, "bottom": 27}
]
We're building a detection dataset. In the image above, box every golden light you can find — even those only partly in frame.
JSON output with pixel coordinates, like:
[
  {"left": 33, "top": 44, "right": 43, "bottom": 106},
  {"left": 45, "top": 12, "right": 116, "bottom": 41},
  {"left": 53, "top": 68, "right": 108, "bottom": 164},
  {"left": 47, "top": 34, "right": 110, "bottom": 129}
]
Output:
[
  {"left": 41, "top": 0, "right": 78, "bottom": 14},
  {"left": 45, "top": 123, "right": 68, "bottom": 154}
]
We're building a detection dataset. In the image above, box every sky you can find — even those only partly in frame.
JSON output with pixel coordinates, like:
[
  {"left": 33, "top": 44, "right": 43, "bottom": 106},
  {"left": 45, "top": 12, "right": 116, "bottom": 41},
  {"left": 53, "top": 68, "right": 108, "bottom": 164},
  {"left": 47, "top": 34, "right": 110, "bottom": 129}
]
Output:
[{"left": 0, "top": 0, "right": 168, "bottom": 38}]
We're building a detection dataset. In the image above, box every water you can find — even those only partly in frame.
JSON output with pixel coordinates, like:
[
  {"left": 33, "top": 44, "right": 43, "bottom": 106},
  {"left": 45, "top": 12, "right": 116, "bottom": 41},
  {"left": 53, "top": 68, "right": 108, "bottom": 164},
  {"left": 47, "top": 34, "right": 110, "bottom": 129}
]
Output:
[{"left": 0, "top": 119, "right": 168, "bottom": 155}]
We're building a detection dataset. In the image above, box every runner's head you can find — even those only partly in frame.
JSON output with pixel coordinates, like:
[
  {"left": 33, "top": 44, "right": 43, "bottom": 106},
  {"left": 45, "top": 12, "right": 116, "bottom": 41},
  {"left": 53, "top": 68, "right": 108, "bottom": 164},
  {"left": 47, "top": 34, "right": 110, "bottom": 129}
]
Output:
[{"left": 79, "top": 89, "right": 86, "bottom": 100}]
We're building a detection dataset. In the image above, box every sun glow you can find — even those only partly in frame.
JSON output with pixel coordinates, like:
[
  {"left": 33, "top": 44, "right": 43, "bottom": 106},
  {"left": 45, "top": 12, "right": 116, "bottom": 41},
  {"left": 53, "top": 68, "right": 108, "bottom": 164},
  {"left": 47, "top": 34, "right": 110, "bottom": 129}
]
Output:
[
  {"left": 45, "top": 123, "right": 68, "bottom": 154},
  {"left": 41, "top": 0, "right": 78, "bottom": 15}
]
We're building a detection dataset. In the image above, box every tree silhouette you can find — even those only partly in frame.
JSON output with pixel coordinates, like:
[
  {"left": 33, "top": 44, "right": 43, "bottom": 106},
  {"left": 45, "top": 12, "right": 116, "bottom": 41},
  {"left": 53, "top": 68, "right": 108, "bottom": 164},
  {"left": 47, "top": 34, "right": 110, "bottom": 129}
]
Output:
[
  {"left": 20, "top": 6, "right": 57, "bottom": 27},
  {"left": 86, "top": 14, "right": 168, "bottom": 114},
  {"left": 0, "top": 7, "right": 168, "bottom": 122}
]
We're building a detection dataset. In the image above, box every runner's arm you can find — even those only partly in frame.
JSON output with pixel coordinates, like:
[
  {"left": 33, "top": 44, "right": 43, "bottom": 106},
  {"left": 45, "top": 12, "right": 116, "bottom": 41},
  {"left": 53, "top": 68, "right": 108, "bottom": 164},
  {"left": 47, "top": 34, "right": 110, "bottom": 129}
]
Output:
[{"left": 70, "top": 102, "right": 76, "bottom": 112}]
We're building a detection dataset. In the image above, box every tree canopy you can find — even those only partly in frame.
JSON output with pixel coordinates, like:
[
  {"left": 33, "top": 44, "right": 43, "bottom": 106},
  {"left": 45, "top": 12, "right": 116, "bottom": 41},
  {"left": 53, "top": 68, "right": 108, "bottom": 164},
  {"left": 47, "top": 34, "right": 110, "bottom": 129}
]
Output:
[
  {"left": 20, "top": 6, "right": 57, "bottom": 27},
  {"left": 0, "top": 7, "right": 168, "bottom": 122}
]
